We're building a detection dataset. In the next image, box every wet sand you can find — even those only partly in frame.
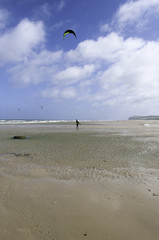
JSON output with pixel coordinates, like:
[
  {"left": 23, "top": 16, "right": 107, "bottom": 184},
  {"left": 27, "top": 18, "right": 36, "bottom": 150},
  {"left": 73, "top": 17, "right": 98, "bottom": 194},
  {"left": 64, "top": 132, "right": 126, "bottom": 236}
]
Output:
[{"left": 0, "top": 120, "right": 159, "bottom": 239}]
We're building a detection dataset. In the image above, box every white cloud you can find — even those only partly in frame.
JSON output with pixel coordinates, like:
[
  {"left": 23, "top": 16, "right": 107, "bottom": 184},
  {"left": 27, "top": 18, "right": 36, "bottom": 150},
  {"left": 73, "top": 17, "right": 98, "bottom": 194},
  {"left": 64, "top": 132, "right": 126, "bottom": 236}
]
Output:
[
  {"left": 56, "top": 1, "right": 65, "bottom": 12},
  {"left": 100, "top": 23, "right": 111, "bottom": 33},
  {"left": 41, "top": 88, "right": 59, "bottom": 98},
  {"left": 41, "top": 87, "right": 76, "bottom": 99},
  {"left": 40, "top": 3, "right": 51, "bottom": 18},
  {"left": 0, "top": 18, "right": 45, "bottom": 63},
  {"left": 9, "top": 50, "right": 63, "bottom": 85},
  {"left": 115, "top": 0, "right": 159, "bottom": 30},
  {"left": 97, "top": 38, "right": 159, "bottom": 106},
  {"left": 61, "top": 87, "right": 76, "bottom": 98},
  {"left": 65, "top": 32, "right": 159, "bottom": 107},
  {"left": 67, "top": 33, "right": 124, "bottom": 63},
  {"left": 55, "top": 64, "right": 96, "bottom": 84}
]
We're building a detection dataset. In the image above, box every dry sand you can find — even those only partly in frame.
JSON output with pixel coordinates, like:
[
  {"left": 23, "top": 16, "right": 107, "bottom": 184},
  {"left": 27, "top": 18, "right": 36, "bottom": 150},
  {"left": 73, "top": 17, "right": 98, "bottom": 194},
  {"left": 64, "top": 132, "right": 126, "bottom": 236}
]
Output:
[{"left": 0, "top": 120, "right": 159, "bottom": 239}]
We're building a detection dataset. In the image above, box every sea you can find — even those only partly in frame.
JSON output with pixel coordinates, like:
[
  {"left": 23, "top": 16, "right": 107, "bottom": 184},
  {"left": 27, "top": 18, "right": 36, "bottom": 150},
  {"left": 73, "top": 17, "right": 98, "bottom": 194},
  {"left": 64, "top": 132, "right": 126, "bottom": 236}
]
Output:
[
  {"left": 0, "top": 119, "right": 76, "bottom": 125},
  {"left": 0, "top": 119, "right": 95, "bottom": 125}
]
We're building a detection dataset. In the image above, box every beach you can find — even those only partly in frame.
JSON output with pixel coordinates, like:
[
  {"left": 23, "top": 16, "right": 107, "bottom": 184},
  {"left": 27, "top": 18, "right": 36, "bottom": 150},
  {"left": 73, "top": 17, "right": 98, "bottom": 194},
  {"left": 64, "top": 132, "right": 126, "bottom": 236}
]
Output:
[{"left": 0, "top": 120, "right": 159, "bottom": 240}]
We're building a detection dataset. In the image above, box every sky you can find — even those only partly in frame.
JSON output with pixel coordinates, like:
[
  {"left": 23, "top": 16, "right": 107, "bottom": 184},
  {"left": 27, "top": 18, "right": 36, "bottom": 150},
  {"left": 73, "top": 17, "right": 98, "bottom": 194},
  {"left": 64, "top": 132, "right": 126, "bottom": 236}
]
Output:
[{"left": 1, "top": 0, "right": 159, "bottom": 120}]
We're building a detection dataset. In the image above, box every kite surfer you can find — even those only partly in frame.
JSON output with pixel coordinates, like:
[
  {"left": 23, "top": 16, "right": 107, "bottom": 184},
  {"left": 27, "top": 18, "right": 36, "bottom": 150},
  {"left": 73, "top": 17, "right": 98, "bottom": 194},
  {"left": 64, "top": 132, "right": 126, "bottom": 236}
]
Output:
[{"left": 76, "top": 119, "right": 80, "bottom": 129}]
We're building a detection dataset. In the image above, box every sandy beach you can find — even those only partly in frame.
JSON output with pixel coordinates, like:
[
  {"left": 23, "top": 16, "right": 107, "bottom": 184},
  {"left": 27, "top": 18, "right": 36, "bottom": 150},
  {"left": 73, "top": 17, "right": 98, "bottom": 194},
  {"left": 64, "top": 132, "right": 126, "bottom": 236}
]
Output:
[{"left": 0, "top": 120, "right": 159, "bottom": 240}]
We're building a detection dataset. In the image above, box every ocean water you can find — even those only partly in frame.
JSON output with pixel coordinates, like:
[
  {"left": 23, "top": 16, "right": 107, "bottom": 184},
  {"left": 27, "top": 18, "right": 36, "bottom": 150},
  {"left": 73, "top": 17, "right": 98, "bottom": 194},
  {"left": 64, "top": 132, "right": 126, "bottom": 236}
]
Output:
[
  {"left": 0, "top": 119, "right": 75, "bottom": 125},
  {"left": 0, "top": 119, "right": 107, "bottom": 126}
]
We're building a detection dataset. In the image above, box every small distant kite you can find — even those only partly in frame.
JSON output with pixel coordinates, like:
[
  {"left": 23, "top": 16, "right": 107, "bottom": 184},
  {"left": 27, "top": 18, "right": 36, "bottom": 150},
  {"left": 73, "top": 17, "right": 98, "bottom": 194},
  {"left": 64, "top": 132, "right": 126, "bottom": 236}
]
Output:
[
  {"left": 18, "top": 108, "right": 20, "bottom": 111},
  {"left": 63, "top": 29, "right": 76, "bottom": 39},
  {"left": 40, "top": 105, "right": 43, "bottom": 110}
]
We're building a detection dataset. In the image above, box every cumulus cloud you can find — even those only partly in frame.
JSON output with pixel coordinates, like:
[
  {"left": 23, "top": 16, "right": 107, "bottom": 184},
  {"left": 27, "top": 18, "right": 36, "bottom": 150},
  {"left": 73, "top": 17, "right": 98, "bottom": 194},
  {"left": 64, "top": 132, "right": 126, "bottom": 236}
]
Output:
[
  {"left": 66, "top": 33, "right": 159, "bottom": 107},
  {"left": 54, "top": 64, "right": 97, "bottom": 84},
  {"left": 41, "top": 86, "right": 76, "bottom": 99},
  {"left": 115, "top": 0, "right": 159, "bottom": 30},
  {"left": 97, "top": 39, "right": 159, "bottom": 107},
  {"left": 9, "top": 50, "right": 63, "bottom": 85},
  {"left": 9, "top": 30, "right": 159, "bottom": 110},
  {"left": 61, "top": 87, "right": 76, "bottom": 98},
  {"left": 67, "top": 33, "right": 125, "bottom": 63},
  {"left": 67, "top": 32, "right": 145, "bottom": 64},
  {"left": 0, "top": 18, "right": 45, "bottom": 63}
]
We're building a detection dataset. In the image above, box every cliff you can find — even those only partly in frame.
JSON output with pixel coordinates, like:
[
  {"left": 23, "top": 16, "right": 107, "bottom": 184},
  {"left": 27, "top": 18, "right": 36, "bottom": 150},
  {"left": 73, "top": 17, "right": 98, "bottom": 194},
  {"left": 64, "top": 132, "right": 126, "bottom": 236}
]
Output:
[{"left": 128, "top": 116, "right": 159, "bottom": 120}]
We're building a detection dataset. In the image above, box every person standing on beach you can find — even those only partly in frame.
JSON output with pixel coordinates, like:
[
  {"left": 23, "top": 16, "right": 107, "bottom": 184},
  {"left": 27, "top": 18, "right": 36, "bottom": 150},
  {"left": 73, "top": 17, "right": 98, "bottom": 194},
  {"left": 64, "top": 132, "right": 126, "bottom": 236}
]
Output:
[{"left": 76, "top": 119, "right": 80, "bottom": 129}]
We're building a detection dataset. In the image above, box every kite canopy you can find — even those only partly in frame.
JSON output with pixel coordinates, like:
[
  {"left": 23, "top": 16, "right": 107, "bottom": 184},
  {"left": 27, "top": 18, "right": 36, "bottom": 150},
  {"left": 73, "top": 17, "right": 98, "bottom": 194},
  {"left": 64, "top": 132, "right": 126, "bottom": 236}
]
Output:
[{"left": 63, "top": 29, "right": 76, "bottom": 39}]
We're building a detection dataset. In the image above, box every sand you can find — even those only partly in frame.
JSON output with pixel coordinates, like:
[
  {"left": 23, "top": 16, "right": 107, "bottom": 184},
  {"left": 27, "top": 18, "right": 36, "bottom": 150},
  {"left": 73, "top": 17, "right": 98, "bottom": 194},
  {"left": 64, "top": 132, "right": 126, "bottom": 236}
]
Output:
[{"left": 0, "top": 120, "right": 159, "bottom": 239}]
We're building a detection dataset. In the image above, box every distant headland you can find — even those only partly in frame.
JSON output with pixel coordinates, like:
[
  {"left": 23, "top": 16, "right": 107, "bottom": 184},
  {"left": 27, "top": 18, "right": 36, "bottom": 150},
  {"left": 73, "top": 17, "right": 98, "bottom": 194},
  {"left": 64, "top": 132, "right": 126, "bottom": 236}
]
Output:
[{"left": 128, "top": 115, "right": 159, "bottom": 120}]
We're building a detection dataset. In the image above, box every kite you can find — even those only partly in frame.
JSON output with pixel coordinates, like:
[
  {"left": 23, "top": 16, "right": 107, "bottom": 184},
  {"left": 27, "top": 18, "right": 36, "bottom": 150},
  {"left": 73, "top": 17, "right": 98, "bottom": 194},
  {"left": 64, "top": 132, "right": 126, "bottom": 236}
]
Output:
[{"left": 63, "top": 29, "right": 76, "bottom": 39}]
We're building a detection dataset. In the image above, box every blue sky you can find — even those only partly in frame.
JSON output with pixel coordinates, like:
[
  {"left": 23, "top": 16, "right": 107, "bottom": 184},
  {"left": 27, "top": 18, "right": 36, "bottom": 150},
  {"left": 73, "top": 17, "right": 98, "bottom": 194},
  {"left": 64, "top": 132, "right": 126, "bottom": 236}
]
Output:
[{"left": 1, "top": 0, "right": 159, "bottom": 120}]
